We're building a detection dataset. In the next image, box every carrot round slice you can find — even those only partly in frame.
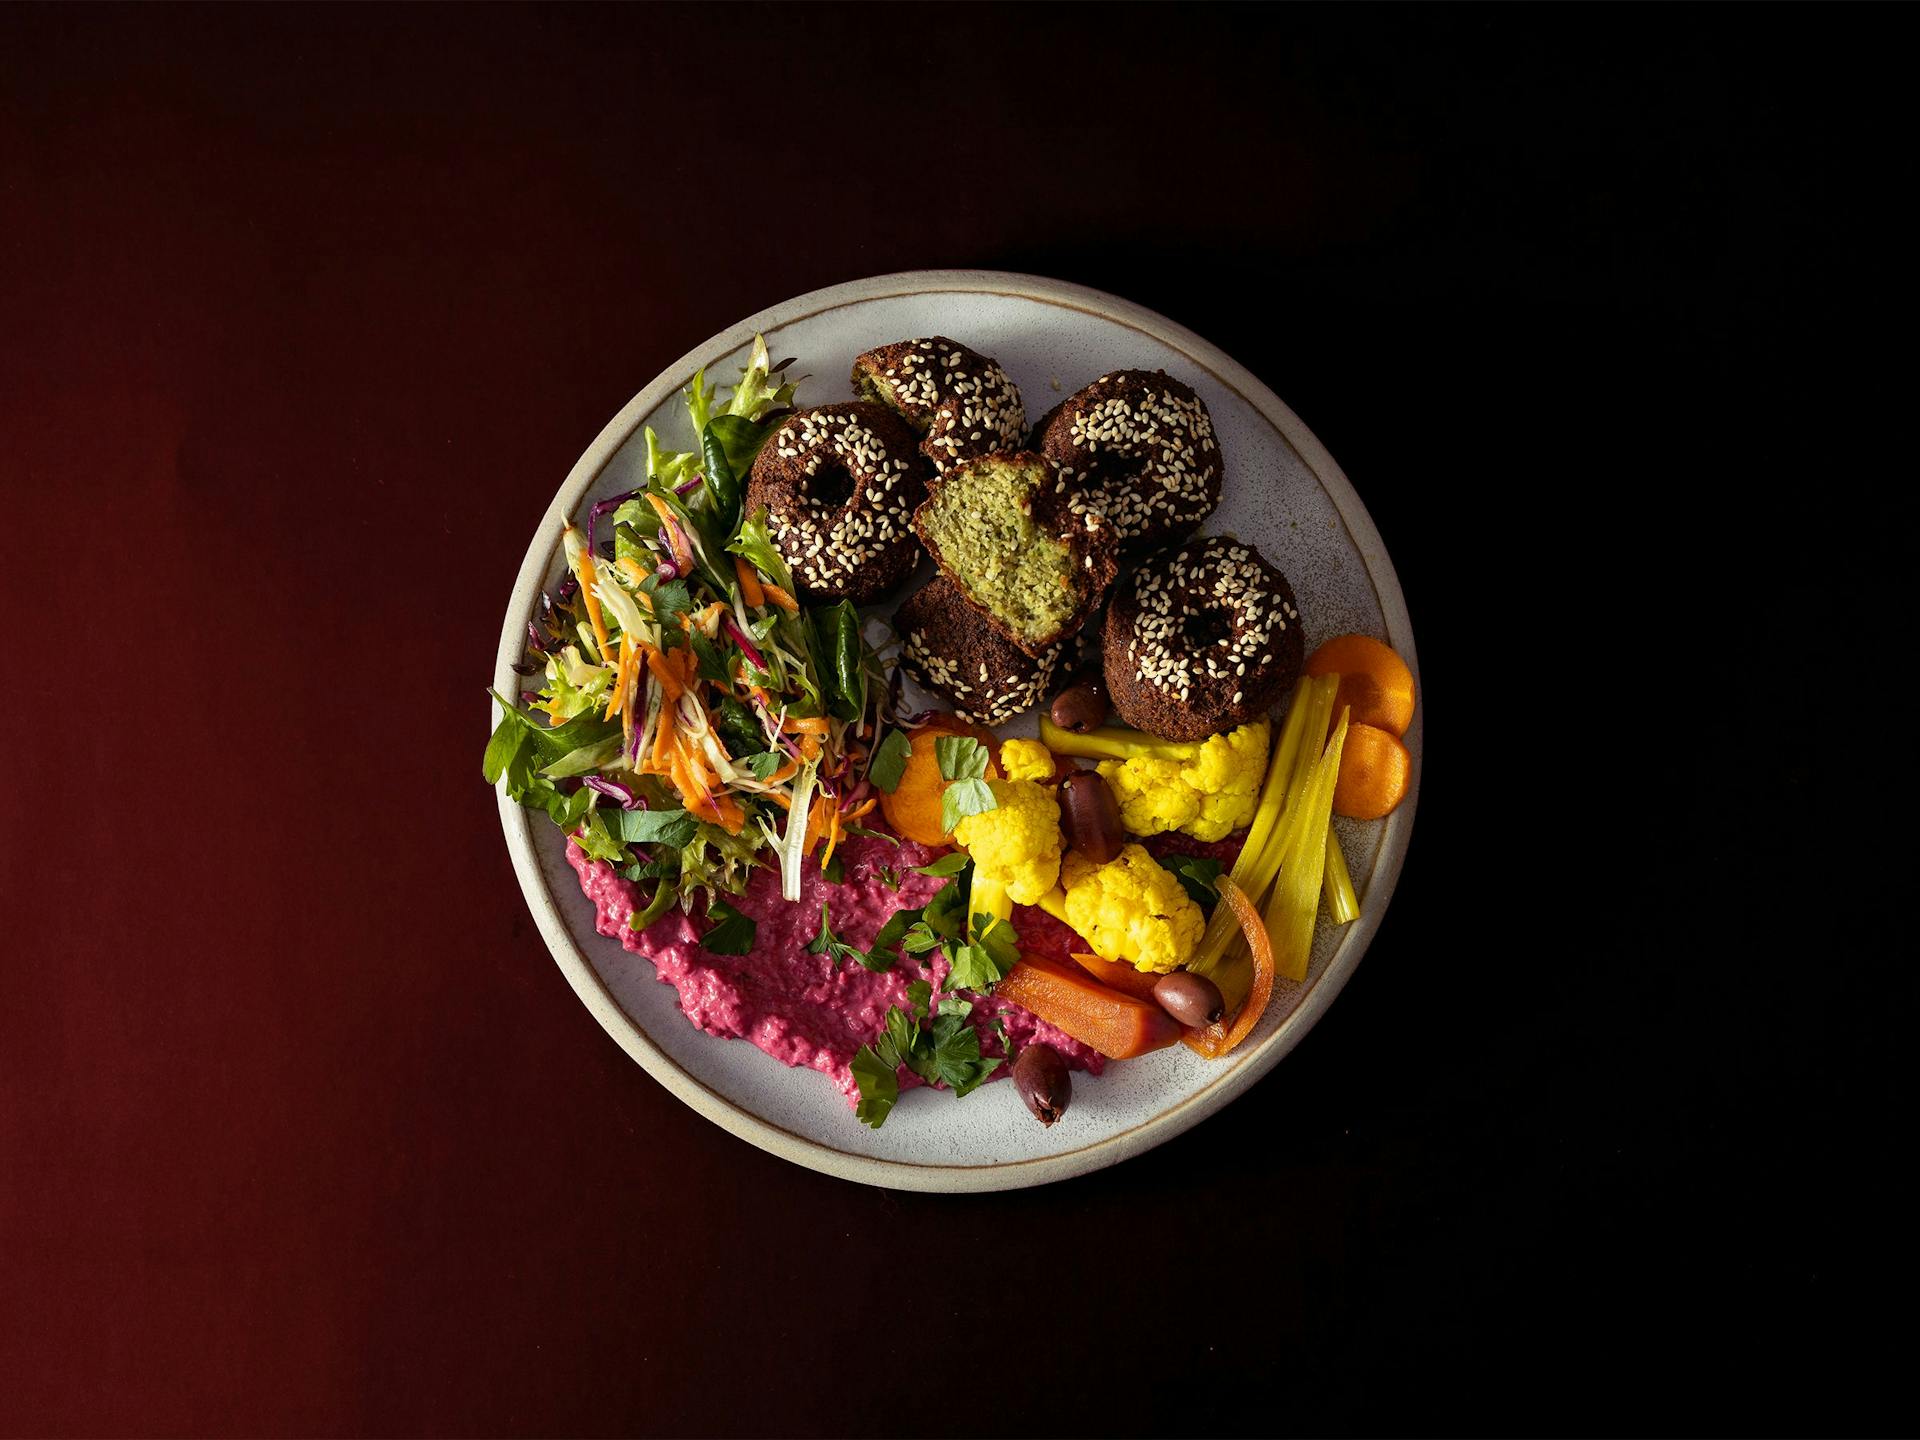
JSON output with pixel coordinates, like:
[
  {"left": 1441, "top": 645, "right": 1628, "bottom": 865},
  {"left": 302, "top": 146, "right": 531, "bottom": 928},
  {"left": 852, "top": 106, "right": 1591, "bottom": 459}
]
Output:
[
  {"left": 1186, "top": 878, "right": 1275, "bottom": 1059},
  {"left": 1303, "top": 633, "right": 1415, "bottom": 737},
  {"left": 1332, "top": 723, "right": 1411, "bottom": 821}
]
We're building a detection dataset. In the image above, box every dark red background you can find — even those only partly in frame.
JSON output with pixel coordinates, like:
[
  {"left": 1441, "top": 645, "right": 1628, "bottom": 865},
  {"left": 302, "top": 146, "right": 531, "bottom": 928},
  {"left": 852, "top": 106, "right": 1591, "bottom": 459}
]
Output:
[{"left": 2, "top": 7, "right": 1906, "bottom": 1435}]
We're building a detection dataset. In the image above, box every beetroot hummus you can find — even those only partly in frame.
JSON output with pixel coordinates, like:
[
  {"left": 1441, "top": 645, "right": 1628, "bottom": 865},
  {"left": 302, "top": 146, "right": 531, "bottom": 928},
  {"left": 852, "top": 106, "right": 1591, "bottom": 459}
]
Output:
[{"left": 566, "top": 830, "right": 1102, "bottom": 1109}]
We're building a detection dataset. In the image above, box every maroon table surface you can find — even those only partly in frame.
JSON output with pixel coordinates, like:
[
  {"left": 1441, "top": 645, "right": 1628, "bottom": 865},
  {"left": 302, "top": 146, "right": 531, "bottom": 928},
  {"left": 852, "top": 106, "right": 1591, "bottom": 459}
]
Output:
[{"left": 3, "top": 7, "right": 1906, "bottom": 1436}]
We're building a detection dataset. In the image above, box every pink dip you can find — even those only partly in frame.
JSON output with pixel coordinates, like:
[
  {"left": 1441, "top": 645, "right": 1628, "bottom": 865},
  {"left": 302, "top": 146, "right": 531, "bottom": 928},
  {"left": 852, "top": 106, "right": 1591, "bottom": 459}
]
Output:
[{"left": 566, "top": 829, "right": 1103, "bottom": 1109}]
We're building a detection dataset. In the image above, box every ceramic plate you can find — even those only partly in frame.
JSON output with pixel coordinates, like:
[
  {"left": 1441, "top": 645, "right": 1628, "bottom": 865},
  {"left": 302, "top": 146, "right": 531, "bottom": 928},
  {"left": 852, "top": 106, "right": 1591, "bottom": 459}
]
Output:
[{"left": 492, "top": 271, "right": 1419, "bottom": 1191}]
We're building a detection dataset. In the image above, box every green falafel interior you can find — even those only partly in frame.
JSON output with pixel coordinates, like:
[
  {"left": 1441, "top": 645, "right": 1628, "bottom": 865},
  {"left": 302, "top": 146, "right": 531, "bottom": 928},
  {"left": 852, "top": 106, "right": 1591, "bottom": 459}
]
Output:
[{"left": 915, "top": 452, "right": 1083, "bottom": 651}]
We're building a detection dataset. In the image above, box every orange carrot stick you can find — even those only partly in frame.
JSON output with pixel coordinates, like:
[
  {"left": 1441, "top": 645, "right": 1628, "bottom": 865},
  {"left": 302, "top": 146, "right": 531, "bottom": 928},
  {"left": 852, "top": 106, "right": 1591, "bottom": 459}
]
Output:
[
  {"left": 575, "top": 550, "right": 613, "bottom": 663},
  {"left": 997, "top": 955, "right": 1182, "bottom": 1060},
  {"left": 645, "top": 647, "right": 685, "bottom": 701},
  {"left": 651, "top": 698, "right": 677, "bottom": 771},
  {"left": 782, "top": 715, "right": 831, "bottom": 735},
  {"left": 1067, "top": 951, "right": 1164, "bottom": 1003},
  {"left": 760, "top": 582, "right": 799, "bottom": 614},
  {"left": 1186, "top": 879, "right": 1274, "bottom": 1059},
  {"left": 733, "top": 556, "right": 765, "bottom": 609}
]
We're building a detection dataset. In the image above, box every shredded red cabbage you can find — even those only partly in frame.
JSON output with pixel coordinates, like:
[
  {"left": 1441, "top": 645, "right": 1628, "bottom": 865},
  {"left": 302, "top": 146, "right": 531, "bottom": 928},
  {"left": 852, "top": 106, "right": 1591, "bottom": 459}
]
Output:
[
  {"left": 722, "top": 616, "right": 766, "bottom": 672},
  {"left": 674, "top": 476, "right": 703, "bottom": 496},
  {"left": 583, "top": 776, "right": 645, "bottom": 809},
  {"left": 585, "top": 489, "right": 644, "bottom": 555}
]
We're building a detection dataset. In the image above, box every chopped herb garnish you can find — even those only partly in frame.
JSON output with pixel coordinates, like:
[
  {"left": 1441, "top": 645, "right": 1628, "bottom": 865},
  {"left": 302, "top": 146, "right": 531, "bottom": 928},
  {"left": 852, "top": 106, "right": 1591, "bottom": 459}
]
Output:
[
  {"left": 806, "top": 901, "right": 868, "bottom": 971},
  {"left": 700, "top": 899, "right": 756, "bottom": 956},
  {"left": 868, "top": 728, "right": 913, "bottom": 794},
  {"left": 912, "top": 852, "right": 971, "bottom": 878},
  {"left": 1167, "top": 854, "right": 1225, "bottom": 907}
]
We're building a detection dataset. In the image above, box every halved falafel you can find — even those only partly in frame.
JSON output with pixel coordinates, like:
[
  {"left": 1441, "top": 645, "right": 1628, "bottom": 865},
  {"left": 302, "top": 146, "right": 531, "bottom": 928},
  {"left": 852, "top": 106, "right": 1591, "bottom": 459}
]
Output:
[
  {"left": 912, "top": 450, "right": 1117, "bottom": 658},
  {"left": 744, "top": 402, "right": 931, "bottom": 605},
  {"left": 1102, "top": 535, "right": 1306, "bottom": 742},
  {"left": 896, "top": 576, "right": 1065, "bottom": 726},
  {"left": 1035, "top": 369, "right": 1223, "bottom": 557},
  {"left": 851, "top": 336, "right": 1027, "bottom": 473}
]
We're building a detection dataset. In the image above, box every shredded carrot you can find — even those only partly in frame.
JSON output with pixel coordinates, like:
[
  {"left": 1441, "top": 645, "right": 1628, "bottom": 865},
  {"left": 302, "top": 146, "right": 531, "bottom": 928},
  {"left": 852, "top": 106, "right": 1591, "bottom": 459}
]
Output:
[
  {"left": 645, "top": 647, "right": 685, "bottom": 701},
  {"left": 839, "top": 797, "right": 877, "bottom": 821},
  {"left": 652, "top": 698, "right": 677, "bottom": 770},
  {"left": 761, "top": 582, "right": 799, "bottom": 614},
  {"left": 732, "top": 556, "right": 765, "bottom": 608},
  {"left": 711, "top": 792, "right": 745, "bottom": 835},
  {"left": 575, "top": 550, "right": 613, "bottom": 662},
  {"left": 606, "top": 636, "right": 637, "bottom": 720},
  {"left": 782, "top": 715, "right": 831, "bottom": 735},
  {"left": 821, "top": 806, "right": 842, "bottom": 873},
  {"left": 647, "top": 495, "right": 694, "bottom": 571},
  {"left": 799, "top": 734, "right": 821, "bottom": 762},
  {"left": 767, "top": 758, "right": 800, "bottom": 786}
]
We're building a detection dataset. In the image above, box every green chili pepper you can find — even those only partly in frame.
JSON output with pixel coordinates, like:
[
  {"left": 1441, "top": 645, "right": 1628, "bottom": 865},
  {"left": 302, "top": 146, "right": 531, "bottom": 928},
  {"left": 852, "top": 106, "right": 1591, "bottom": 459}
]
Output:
[
  {"left": 829, "top": 601, "right": 863, "bottom": 722},
  {"left": 700, "top": 421, "right": 743, "bottom": 534}
]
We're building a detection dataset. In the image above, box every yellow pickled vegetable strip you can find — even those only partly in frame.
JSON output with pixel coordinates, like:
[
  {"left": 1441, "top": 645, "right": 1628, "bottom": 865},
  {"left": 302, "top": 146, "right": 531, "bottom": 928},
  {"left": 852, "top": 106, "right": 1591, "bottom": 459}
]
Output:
[
  {"left": 1234, "top": 676, "right": 1310, "bottom": 875},
  {"left": 1036, "top": 887, "right": 1070, "bottom": 924},
  {"left": 1188, "top": 676, "right": 1337, "bottom": 984},
  {"left": 1323, "top": 829, "right": 1360, "bottom": 926},
  {"left": 969, "top": 872, "right": 1013, "bottom": 938},
  {"left": 1038, "top": 715, "right": 1197, "bottom": 764},
  {"left": 1263, "top": 709, "right": 1349, "bottom": 981}
]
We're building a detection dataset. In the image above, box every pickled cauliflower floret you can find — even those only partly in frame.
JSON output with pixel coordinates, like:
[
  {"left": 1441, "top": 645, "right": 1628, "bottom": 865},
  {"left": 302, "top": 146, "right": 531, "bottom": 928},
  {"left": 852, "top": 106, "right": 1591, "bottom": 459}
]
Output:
[
  {"left": 998, "top": 738, "right": 1055, "bottom": 784},
  {"left": 1097, "top": 719, "right": 1269, "bottom": 843},
  {"left": 1059, "top": 844, "right": 1205, "bottom": 974},
  {"left": 953, "top": 777, "right": 1062, "bottom": 905}
]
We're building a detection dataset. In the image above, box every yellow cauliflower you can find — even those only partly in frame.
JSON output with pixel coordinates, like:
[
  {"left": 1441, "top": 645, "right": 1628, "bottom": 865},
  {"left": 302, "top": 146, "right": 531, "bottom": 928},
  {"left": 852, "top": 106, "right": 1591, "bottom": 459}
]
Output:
[
  {"left": 1097, "top": 719, "right": 1270, "bottom": 843},
  {"left": 998, "top": 738, "right": 1055, "bottom": 784},
  {"left": 953, "top": 777, "right": 1062, "bottom": 905},
  {"left": 1059, "top": 844, "right": 1205, "bottom": 974}
]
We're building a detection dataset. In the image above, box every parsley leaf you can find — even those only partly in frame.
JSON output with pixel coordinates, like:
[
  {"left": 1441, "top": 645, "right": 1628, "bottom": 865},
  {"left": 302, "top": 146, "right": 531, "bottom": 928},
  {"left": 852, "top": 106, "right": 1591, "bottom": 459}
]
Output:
[
  {"left": 688, "top": 625, "right": 732, "bottom": 684},
  {"left": 879, "top": 865, "right": 902, "bottom": 890},
  {"left": 939, "top": 778, "right": 997, "bottom": 838},
  {"left": 700, "top": 899, "right": 756, "bottom": 956},
  {"left": 741, "top": 750, "right": 783, "bottom": 781},
  {"left": 913, "top": 853, "right": 971, "bottom": 878},
  {"left": 643, "top": 576, "right": 693, "bottom": 632},
  {"left": 1167, "top": 854, "right": 1225, "bottom": 906},
  {"left": 935, "top": 735, "right": 990, "bottom": 781},
  {"left": 921, "top": 868, "right": 972, "bottom": 941},
  {"left": 864, "top": 907, "right": 919, "bottom": 971},
  {"left": 868, "top": 728, "right": 913, "bottom": 794},
  {"left": 821, "top": 852, "right": 845, "bottom": 885},
  {"left": 850, "top": 1046, "right": 898, "bottom": 1128},
  {"left": 925, "top": 1010, "right": 1000, "bottom": 1097},
  {"left": 905, "top": 979, "right": 933, "bottom": 1020},
  {"left": 806, "top": 902, "right": 868, "bottom": 971},
  {"left": 944, "top": 914, "right": 1021, "bottom": 995}
]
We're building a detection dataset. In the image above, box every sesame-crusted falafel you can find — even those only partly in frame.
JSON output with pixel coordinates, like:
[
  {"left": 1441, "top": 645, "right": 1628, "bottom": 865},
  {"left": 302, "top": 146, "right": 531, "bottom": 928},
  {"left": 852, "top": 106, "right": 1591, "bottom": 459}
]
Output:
[
  {"left": 913, "top": 450, "right": 1117, "bottom": 658},
  {"left": 1103, "top": 535, "right": 1305, "bottom": 742},
  {"left": 1036, "top": 370, "right": 1223, "bottom": 557},
  {"left": 744, "top": 402, "right": 932, "bottom": 605},
  {"left": 851, "top": 337, "right": 1027, "bottom": 474},
  {"left": 896, "top": 575, "right": 1065, "bottom": 727}
]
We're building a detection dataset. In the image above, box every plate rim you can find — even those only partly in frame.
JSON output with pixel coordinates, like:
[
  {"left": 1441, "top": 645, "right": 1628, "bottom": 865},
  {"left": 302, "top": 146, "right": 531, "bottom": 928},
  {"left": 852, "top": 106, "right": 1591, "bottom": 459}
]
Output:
[{"left": 491, "top": 269, "right": 1420, "bottom": 1192}]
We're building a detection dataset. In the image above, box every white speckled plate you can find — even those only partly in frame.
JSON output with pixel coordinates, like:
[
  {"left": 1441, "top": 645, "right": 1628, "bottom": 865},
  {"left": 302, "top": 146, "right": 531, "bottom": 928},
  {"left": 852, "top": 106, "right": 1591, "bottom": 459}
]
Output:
[{"left": 493, "top": 271, "right": 1419, "bottom": 1191}]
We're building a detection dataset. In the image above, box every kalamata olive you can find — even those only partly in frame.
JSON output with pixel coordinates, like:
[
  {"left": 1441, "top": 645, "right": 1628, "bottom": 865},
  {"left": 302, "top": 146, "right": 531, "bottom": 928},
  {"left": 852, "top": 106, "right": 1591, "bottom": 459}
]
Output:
[
  {"left": 1153, "top": 971, "right": 1226, "bottom": 1029},
  {"left": 1012, "top": 1043, "right": 1072, "bottom": 1126},
  {"left": 1050, "top": 677, "right": 1110, "bottom": 733},
  {"left": 1058, "top": 770, "right": 1124, "bottom": 864}
]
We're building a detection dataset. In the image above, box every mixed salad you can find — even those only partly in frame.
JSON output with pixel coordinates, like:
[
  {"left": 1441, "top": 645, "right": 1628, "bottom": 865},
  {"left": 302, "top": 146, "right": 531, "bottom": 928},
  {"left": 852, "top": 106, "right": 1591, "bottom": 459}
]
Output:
[{"left": 485, "top": 338, "right": 916, "bottom": 928}]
